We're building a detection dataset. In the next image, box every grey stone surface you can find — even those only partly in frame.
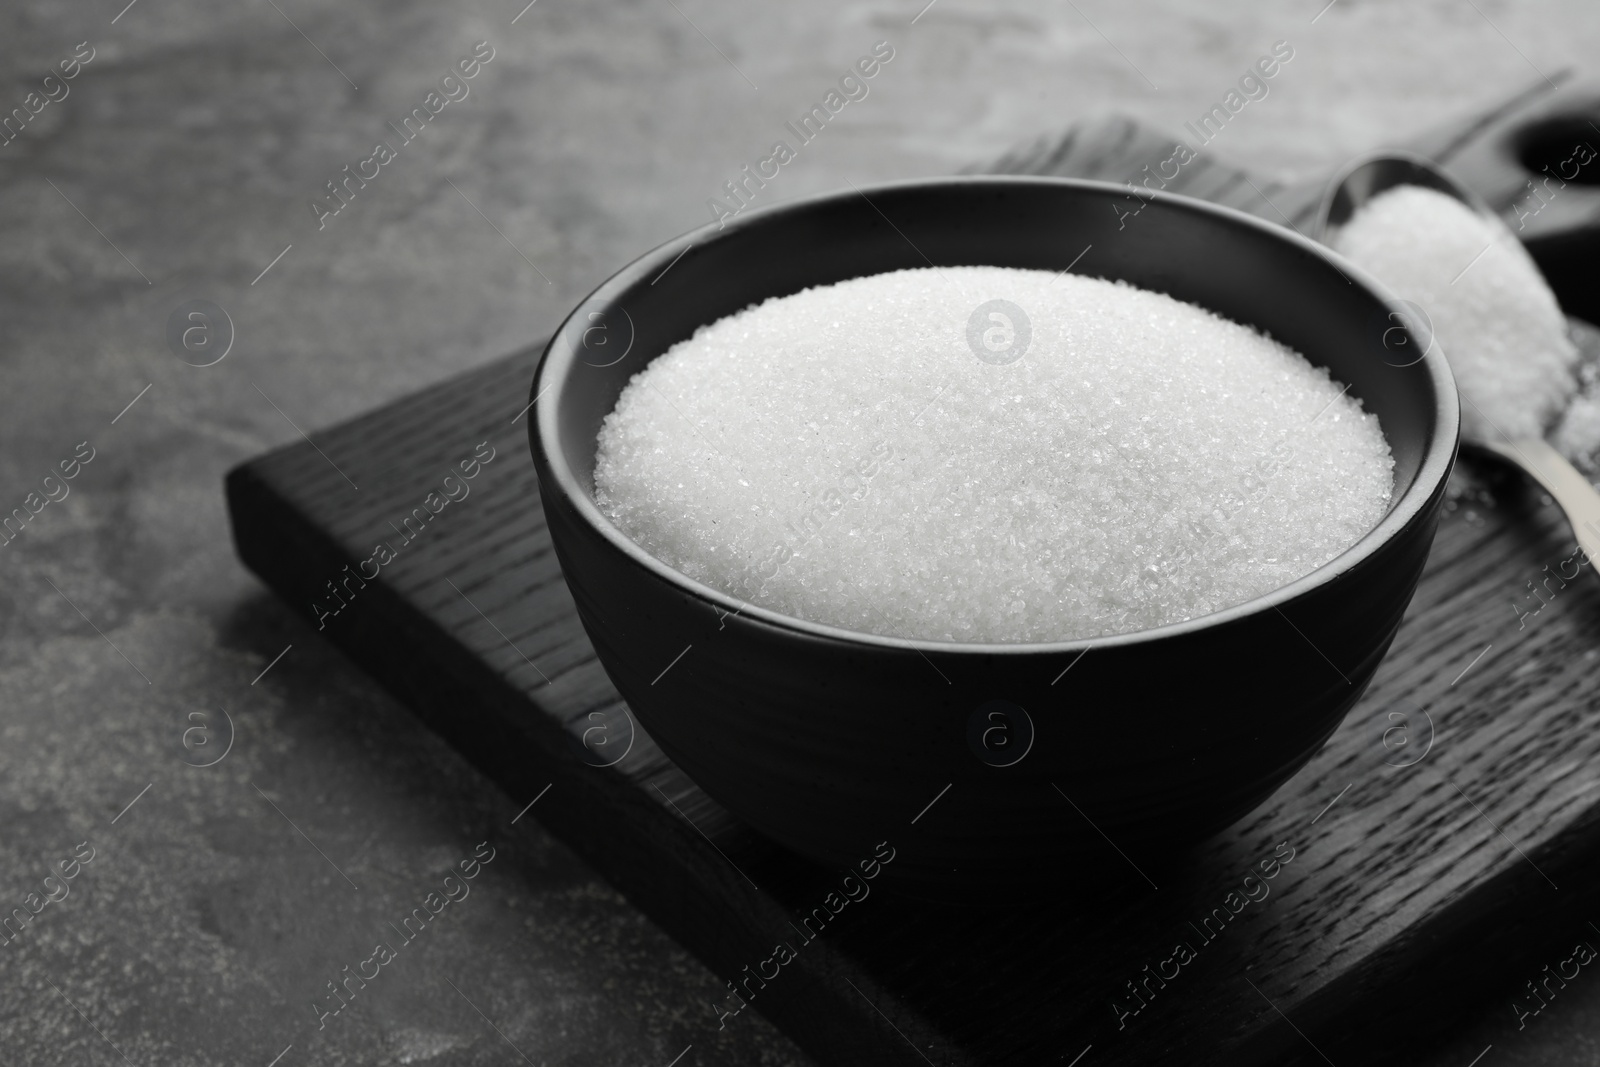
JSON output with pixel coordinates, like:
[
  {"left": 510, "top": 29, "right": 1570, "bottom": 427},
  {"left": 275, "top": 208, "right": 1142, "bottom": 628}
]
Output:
[{"left": 1, "top": 0, "right": 1599, "bottom": 1063}]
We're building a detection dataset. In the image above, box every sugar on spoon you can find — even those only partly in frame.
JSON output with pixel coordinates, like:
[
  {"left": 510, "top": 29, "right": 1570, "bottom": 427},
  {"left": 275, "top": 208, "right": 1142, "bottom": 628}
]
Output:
[{"left": 1313, "top": 151, "right": 1600, "bottom": 567}]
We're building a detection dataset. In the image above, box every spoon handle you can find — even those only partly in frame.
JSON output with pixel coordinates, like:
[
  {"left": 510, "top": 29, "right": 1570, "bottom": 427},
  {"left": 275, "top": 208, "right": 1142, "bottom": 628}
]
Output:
[{"left": 1483, "top": 438, "right": 1600, "bottom": 566}]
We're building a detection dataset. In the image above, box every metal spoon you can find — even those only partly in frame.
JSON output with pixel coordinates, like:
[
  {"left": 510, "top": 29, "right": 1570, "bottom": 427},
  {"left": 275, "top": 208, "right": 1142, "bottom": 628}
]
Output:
[{"left": 1314, "top": 150, "right": 1600, "bottom": 567}]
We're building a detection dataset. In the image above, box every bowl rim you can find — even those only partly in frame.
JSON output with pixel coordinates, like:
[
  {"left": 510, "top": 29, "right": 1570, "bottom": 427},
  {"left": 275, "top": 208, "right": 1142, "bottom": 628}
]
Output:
[{"left": 532, "top": 174, "right": 1460, "bottom": 656}]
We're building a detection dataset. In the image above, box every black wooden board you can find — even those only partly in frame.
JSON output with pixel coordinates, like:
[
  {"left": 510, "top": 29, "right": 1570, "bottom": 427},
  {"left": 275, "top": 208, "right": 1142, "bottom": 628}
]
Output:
[{"left": 227, "top": 75, "right": 1600, "bottom": 1066}]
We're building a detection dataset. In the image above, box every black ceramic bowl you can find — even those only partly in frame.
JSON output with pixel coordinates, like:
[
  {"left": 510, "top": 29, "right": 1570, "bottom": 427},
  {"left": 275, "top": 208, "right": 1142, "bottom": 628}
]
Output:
[{"left": 529, "top": 177, "right": 1458, "bottom": 894}]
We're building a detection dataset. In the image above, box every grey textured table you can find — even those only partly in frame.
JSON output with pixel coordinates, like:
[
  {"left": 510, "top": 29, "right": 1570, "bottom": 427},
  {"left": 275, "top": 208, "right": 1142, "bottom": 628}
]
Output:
[{"left": 2, "top": 2, "right": 1599, "bottom": 1065}]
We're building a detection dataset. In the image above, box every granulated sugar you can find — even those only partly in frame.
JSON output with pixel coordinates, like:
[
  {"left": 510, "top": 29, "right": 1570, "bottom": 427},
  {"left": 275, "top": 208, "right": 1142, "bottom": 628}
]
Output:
[
  {"left": 1553, "top": 319, "right": 1600, "bottom": 473},
  {"left": 1331, "top": 185, "right": 1579, "bottom": 444},
  {"left": 594, "top": 267, "right": 1393, "bottom": 643}
]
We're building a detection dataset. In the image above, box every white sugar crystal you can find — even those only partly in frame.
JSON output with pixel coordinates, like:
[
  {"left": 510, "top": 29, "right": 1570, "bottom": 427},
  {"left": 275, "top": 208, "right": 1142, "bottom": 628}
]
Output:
[
  {"left": 1331, "top": 184, "right": 1578, "bottom": 444},
  {"left": 594, "top": 267, "right": 1393, "bottom": 643}
]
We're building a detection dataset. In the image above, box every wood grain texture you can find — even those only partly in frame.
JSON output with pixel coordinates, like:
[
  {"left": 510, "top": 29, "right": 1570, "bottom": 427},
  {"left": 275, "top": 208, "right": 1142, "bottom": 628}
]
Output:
[{"left": 227, "top": 78, "right": 1600, "bottom": 1066}]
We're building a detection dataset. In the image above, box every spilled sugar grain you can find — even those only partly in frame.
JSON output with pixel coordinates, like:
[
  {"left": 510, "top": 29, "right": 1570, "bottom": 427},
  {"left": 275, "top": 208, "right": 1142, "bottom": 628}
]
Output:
[
  {"left": 1331, "top": 184, "right": 1579, "bottom": 445},
  {"left": 594, "top": 266, "right": 1393, "bottom": 643}
]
